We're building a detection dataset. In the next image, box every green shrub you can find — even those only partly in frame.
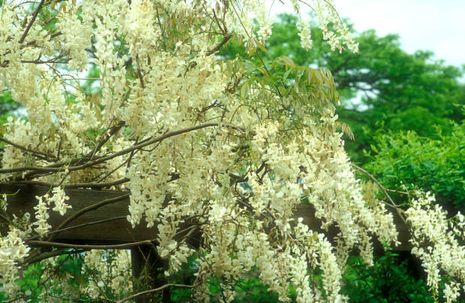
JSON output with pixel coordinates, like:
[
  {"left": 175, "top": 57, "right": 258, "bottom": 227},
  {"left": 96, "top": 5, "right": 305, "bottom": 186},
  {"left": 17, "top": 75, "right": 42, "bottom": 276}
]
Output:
[
  {"left": 342, "top": 252, "right": 433, "bottom": 303},
  {"left": 367, "top": 123, "right": 465, "bottom": 210}
]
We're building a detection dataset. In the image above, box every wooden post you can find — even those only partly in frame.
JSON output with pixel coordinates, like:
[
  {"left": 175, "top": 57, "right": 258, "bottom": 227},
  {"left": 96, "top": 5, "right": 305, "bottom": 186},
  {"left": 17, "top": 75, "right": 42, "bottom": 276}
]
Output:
[{"left": 131, "top": 245, "right": 170, "bottom": 303}]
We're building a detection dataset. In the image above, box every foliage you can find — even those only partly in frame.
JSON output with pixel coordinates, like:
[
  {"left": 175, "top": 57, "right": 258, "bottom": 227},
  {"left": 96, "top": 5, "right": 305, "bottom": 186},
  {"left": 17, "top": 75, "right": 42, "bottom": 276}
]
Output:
[
  {"left": 2, "top": 251, "right": 441, "bottom": 303},
  {"left": 221, "top": 14, "right": 465, "bottom": 163},
  {"left": 3, "top": 253, "right": 93, "bottom": 302},
  {"left": 367, "top": 123, "right": 465, "bottom": 210},
  {"left": 0, "top": 91, "right": 19, "bottom": 126},
  {"left": 167, "top": 252, "right": 437, "bottom": 303},
  {"left": 342, "top": 252, "right": 434, "bottom": 303}
]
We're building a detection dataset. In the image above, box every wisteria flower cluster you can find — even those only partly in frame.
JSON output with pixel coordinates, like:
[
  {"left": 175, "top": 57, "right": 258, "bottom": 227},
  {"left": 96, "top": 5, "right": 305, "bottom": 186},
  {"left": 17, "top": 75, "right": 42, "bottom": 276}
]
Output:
[
  {"left": 406, "top": 192, "right": 465, "bottom": 302},
  {"left": 0, "top": 0, "right": 461, "bottom": 302}
]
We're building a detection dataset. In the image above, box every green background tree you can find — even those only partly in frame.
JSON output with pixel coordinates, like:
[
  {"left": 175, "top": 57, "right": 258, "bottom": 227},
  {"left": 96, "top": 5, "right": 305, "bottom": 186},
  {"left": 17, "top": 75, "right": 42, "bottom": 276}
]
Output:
[{"left": 221, "top": 14, "right": 465, "bottom": 163}]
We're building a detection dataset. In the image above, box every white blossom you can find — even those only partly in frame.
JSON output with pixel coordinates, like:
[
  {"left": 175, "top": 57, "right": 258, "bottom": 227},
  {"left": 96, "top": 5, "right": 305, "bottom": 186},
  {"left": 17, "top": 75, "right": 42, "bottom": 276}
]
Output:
[
  {"left": 0, "top": 228, "right": 30, "bottom": 296},
  {"left": 0, "top": 1, "right": 451, "bottom": 302},
  {"left": 406, "top": 192, "right": 465, "bottom": 300}
]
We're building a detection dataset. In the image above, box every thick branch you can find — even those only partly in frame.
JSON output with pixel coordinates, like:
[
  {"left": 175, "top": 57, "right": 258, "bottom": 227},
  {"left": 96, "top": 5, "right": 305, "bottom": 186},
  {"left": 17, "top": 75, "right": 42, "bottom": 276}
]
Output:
[
  {"left": 4, "top": 178, "right": 130, "bottom": 189},
  {"left": 73, "top": 122, "right": 242, "bottom": 171},
  {"left": 19, "top": 0, "right": 46, "bottom": 44},
  {"left": 207, "top": 34, "right": 231, "bottom": 55},
  {"left": 28, "top": 239, "right": 156, "bottom": 249},
  {"left": 88, "top": 121, "right": 126, "bottom": 160},
  {"left": 0, "top": 122, "right": 243, "bottom": 175}
]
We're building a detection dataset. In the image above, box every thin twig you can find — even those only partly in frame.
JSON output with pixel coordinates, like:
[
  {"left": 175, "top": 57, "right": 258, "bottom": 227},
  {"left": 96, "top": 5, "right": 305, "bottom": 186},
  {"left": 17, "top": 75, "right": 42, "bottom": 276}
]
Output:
[
  {"left": 0, "top": 212, "right": 15, "bottom": 226},
  {"left": 135, "top": 55, "right": 145, "bottom": 88},
  {"left": 27, "top": 216, "right": 127, "bottom": 241},
  {"left": 23, "top": 248, "right": 85, "bottom": 265},
  {"left": 352, "top": 163, "right": 407, "bottom": 222},
  {"left": 116, "top": 284, "right": 193, "bottom": 303},
  {"left": 52, "top": 193, "right": 129, "bottom": 236},
  {"left": 0, "top": 137, "right": 56, "bottom": 161}
]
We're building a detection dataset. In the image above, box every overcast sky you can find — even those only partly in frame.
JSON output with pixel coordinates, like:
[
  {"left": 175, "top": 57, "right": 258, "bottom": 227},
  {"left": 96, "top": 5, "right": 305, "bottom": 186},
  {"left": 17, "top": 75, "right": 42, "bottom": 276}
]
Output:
[{"left": 269, "top": 0, "right": 465, "bottom": 67}]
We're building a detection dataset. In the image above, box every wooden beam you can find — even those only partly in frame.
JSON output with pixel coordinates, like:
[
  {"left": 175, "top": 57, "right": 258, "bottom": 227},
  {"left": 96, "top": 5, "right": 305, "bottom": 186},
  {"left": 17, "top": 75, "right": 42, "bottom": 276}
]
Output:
[
  {"left": 1, "top": 184, "right": 152, "bottom": 243},
  {"left": 0, "top": 183, "right": 410, "bottom": 251}
]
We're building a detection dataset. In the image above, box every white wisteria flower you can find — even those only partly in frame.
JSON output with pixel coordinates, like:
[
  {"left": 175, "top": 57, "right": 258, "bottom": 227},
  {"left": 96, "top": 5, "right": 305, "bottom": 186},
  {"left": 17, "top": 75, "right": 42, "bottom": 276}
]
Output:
[{"left": 0, "top": 0, "right": 460, "bottom": 302}]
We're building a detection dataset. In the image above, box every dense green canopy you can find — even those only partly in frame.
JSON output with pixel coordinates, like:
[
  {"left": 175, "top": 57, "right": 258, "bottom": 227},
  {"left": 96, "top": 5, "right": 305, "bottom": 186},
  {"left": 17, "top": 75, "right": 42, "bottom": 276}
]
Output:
[{"left": 221, "top": 14, "right": 465, "bottom": 163}]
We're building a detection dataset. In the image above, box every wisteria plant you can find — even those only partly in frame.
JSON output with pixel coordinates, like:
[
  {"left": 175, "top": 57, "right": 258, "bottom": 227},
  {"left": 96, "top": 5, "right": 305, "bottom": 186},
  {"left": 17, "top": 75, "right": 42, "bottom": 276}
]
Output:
[{"left": 0, "top": 0, "right": 464, "bottom": 302}]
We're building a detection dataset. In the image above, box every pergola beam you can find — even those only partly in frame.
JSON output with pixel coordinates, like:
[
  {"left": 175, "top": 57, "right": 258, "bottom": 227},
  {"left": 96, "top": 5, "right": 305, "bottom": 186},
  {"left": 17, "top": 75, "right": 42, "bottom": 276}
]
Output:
[{"left": 0, "top": 183, "right": 411, "bottom": 250}]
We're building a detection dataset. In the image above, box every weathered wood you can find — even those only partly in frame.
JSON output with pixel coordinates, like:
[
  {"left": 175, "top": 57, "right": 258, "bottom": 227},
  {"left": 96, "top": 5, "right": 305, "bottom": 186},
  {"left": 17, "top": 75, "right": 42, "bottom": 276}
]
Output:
[
  {"left": 131, "top": 245, "right": 169, "bottom": 303},
  {"left": 0, "top": 183, "right": 410, "bottom": 250},
  {"left": 0, "top": 183, "right": 414, "bottom": 302},
  {"left": 1, "top": 183, "right": 153, "bottom": 243}
]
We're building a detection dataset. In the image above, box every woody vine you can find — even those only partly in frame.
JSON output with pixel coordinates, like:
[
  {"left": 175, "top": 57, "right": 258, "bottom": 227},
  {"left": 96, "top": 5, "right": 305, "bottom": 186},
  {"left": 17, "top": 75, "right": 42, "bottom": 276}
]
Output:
[{"left": 0, "top": 0, "right": 464, "bottom": 302}]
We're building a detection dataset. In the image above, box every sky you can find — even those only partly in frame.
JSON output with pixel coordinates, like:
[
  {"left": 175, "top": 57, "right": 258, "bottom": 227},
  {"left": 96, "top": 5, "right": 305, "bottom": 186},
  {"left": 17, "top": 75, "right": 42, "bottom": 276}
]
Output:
[{"left": 269, "top": 0, "right": 465, "bottom": 67}]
